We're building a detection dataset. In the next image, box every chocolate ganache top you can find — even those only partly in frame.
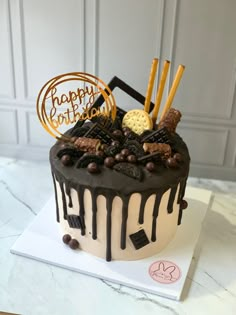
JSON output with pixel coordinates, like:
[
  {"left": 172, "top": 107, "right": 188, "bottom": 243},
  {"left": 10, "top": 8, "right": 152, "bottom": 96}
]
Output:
[{"left": 50, "top": 116, "right": 190, "bottom": 195}]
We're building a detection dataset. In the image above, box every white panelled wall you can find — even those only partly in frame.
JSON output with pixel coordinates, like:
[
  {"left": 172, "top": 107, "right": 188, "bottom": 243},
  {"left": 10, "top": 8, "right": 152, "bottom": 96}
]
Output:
[{"left": 0, "top": 0, "right": 236, "bottom": 180}]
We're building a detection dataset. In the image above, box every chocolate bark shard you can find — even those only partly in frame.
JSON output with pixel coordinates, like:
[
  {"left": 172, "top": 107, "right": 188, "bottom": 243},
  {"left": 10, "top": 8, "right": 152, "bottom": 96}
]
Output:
[
  {"left": 114, "top": 162, "right": 143, "bottom": 181},
  {"left": 84, "top": 123, "right": 117, "bottom": 144},
  {"left": 129, "top": 229, "right": 150, "bottom": 250},
  {"left": 141, "top": 127, "right": 172, "bottom": 144}
]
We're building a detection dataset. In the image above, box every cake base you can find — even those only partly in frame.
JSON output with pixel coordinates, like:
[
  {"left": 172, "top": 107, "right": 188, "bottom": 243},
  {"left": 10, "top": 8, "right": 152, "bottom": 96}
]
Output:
[{"left": 10, "top": 187, "right": 212, "bottom": 301}]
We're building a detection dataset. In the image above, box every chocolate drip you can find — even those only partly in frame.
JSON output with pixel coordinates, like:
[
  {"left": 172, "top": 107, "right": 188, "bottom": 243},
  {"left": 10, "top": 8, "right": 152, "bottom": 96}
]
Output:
[
  {"left": 77, "top": 186, "right": 86, "bottom": 235},
  {"left": 52, "top": 172, "right": 60, "bottom": 222},
  {"left": 121, "top": 196, "right": 130, "bottom": 250},
  {"left": 167, "top": 186, "right": 178, "bottom": 214},
  {"left": 178, "top": 208, "right": 183, "bottom": 225},
  {"left": 138, "top": 193, "right": 150, "bottom": 224},
  {"left": 91, "top": 189, "right": 98, "bottom": 240},
  {"left": 59, "top": 182, "right": 67, "bottom": 219},
  {"left": 106, "top": 193, "right": 115, "bottom": 261},
  {"left": 65, "top": 183, "right": 73, "bottom": 208},
  {"left": 151, "top": 192, "right": 163, "bottom": 242},
  {"left": 177, "top": 179, "right": 187, "bottom": 204}
]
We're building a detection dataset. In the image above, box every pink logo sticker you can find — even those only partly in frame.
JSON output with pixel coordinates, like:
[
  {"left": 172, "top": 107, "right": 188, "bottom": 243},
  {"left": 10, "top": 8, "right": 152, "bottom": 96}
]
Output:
[{"left": 149, "top": 260, "right": 181, "bottom": 284}]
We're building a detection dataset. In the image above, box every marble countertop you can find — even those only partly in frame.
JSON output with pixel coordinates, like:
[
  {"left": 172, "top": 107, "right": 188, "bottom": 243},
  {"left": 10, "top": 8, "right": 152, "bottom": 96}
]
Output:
[{"left": 0, "top": 157, "right": 236, "bottom": 315}]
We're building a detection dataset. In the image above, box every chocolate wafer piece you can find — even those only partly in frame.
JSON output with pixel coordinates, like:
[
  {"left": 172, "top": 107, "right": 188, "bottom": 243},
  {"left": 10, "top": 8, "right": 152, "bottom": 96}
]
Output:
[
  {"left": 141, "top": 127, "right": 172, "bottom": 144},
  {"left": 158, "top": 108, "right": 182, "bottom": 133},
  {"left": 84, "top": 123, "right": 117, "bottom": 145},
  {"left": 74, "top": 137, "right": 101, "bottom": 152},
  {"left": 143, "top": 143, "right": 171, "bottom": 160}
]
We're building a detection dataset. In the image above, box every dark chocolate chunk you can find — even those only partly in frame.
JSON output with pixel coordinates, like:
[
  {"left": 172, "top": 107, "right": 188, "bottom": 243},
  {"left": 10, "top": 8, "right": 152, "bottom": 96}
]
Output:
[
  {"left": 124, "top": 140, "right": 144, "bottom": 158},
  {"left": 76, "top": 154, "right": 104, "bottom": 168},
  {"left": 114, "top": 162, "right": 143, "bottom": 181},
  {"left": 129, "top": 229, "right": 150, "bottom": 250},
  {"left": 124, "top": 130, "right": 141, "bottom": 142},
  {"left": 69, "top": 239, "right": 79, "bottom": 249},
  {"left": 84, "top": 123, "right": 116, "bottom": 144},
  {"left": 138, "top": 152, "right": 162, "bottom": 164},
  {"left": 67, "top": 215, "right": 84, "bottom": 229},
  {"left": 141, "top": 127, "right": 172, "bottom": 144}
]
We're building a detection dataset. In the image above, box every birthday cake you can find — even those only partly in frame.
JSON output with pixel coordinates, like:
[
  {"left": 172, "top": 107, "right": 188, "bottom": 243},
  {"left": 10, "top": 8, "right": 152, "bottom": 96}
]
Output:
[{"left": 47, "top": 60, "right": 190, "bottom": 261}]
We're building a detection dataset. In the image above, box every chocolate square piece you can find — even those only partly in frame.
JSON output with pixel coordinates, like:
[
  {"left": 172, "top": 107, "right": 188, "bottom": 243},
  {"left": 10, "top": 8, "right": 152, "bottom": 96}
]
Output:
[
  {"left": 67, "top": 215, "right": 84, "bottom": 229},
  {"left": 141, "top": 127, "right": 172, "bottom": 144},
  {"left": 84, "top": 123, "right": 116, "bottom": 144},
  {"left": 129, "top": 229, "right": 150, "bottom": 249}
]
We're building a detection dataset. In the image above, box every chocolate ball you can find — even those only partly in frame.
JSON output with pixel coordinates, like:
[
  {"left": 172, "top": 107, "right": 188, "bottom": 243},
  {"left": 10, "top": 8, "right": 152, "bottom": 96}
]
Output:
[
  {"left": 61, "top": 154, "right": 72, "bottom": 166},
  {"left": 104, "top": 157, "right": 115, "bottom": 168},
  {"left": 127, "top": 154, "right": 137, "bottom": 163},
  {"left": 124, "top": 130, "right": 132, "bottom": 137},
  {"left": 166, "top": 157, "right": 178, "bottom": 168},
  {"left": 62, "top": 234, "right": 71, "bottom": 244},
  {"left": 100, "top": 144, "right": 108, "bottom": 151},
  {"left": 173, "top": 153, "right": 183, "bottom": 163},
  {"left": 59, "top": 142, "right": 67, "bottom": 148},
  {"left": 112, "top": 129, "right": 123, "bottom": 138},
  {"left": 69, "top": 239, "right": 79, "bottom": 250},
  {"left": 111, "top": 140, "right": 120, "bottom": 146},
  {"left": 115, "top": 153, "right": 125, "bottom": 162},
  {"left": 87, "top": 162, "right": 99, "bottom": 173},
  {"left": 121, "top": 148, "right": 130, "bottom": 157},
  {"left": 122, "top": 127, "right": 131, "bottom": 133},
  {"left": 180, "top": 199, "right": 188, "bottom": 210},
  {"left": 146, "top": 162, "right": 155, "bottom": 172},
  {"left": 96, "top": 150, "right": 104, "bottom": 157}
]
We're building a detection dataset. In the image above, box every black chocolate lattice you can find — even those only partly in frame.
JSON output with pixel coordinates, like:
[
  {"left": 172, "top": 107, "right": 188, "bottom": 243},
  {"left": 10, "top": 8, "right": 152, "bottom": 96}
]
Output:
[{"left": 129, "top": 229, "right": 150, "bottom": 250}]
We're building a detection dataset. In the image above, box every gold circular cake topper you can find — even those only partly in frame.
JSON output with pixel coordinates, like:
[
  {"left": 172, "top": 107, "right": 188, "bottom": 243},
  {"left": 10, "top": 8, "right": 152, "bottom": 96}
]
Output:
[{"left": 36, "top": 72, "right": 117, "bottom": 140}]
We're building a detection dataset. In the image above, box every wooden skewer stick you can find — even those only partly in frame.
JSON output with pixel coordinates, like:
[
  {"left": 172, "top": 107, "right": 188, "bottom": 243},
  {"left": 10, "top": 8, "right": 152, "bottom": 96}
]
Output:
[
  {"left": 152, "top": 60, "right": 170, "bottom": 125},
  {"left": 160, "top": 64, "right": 185, "bottom": 121},
  {"left": 144, "top": 58, "right": 159, "bottom": 113}
]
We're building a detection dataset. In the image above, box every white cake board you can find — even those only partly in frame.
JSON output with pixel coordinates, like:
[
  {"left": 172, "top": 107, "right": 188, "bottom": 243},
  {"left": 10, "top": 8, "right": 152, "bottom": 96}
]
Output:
[{"left": 11, "top": 187, "right": 212, "bottom": 301}]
